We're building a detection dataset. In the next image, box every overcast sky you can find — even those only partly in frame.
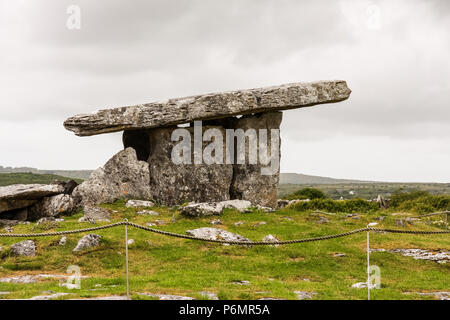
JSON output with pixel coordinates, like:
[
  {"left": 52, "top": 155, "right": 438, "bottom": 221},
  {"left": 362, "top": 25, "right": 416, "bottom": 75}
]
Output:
[{"left": 1, "top": 0, "right": 449, "bottom": 182}]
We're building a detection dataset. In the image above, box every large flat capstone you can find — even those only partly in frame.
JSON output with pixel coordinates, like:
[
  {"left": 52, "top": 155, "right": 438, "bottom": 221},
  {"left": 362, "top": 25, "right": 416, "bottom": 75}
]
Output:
[
  {"left": 64, "top": 80, "right": 351, "bottom": 136},
  {"left": 0, "top": 184, "right": 64, "bottom": 213}
]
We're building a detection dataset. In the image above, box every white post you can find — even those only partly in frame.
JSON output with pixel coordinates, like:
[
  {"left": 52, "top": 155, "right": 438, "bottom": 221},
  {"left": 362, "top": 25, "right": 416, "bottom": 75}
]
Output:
[
  {"left": 125, "top": 219, "right": 130, "bottom": 300},
  {"left": 367, "top": 229, "right": 370, "bottom": 301}
]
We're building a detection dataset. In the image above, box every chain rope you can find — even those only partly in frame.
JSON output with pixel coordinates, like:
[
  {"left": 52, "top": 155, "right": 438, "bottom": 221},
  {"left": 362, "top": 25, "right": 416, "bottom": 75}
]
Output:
[{"left": 0, "top": 221, "right": 448, "bottom": 245}]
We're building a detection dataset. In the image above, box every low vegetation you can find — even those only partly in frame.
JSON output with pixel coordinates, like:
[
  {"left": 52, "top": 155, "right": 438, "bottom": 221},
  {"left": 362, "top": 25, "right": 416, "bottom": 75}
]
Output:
[
  {"left": 278, "top": 182, "right": 450, "bottom": 200},
  {"left": 285, "top": 188, "right": 450, "bottom": 215},
  {"left": 0, "top": 172, "right": 83, "bottom": 186}
]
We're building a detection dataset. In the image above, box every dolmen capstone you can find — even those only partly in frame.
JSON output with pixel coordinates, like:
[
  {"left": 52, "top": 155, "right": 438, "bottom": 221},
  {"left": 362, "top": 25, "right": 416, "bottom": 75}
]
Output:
[{"left": 64, "top": 81, "right": 351, "bottom": 209}]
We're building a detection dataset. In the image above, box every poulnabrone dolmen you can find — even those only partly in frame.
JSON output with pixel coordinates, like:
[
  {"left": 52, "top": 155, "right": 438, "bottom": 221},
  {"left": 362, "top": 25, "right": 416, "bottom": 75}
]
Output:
[{"left": 63, "top": 80, "right": 351, "bottom": 209}]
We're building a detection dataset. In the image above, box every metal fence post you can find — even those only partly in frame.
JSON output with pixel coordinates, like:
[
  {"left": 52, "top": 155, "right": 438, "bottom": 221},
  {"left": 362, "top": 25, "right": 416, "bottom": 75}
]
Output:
[{"left": 124, "top": 219, "right": 130, "bottom": 300}]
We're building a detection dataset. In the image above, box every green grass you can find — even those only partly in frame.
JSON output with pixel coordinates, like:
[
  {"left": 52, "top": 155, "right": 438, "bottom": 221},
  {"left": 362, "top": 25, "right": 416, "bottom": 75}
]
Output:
[
  {"left": 278, "top": 183, "right": 450, "bottom": 200},
  {"left": 0, "top": 172, "right": 83, "bottom": 186},
  {"left": 0, "top": 200, "right": 448, "bottom": 300}
]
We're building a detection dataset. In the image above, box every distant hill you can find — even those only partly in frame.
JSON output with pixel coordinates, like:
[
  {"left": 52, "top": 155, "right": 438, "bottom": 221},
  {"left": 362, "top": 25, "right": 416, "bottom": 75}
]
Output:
[
  {"left": 0, "top": 172, "right": 84, "bottom": 186},
  {"left": 0, "top": 166, "right": 92, "bottom": 180},
  {"left": 279, "top": 173, "right": 370, "bottom": 185}
]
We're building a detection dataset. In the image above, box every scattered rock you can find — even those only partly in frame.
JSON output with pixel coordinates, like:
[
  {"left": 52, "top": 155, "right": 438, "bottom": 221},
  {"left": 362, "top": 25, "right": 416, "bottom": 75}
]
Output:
[
  {"left": 351, "top": 282, "right": 367, "bottom": 289},
  {"left": 316, "top": 216, "right": 330, "bottom": 224},
  {"left": 232, "top": 280, "right": 250, "bottom": 285},
  {"left": 36, "top": 217, "right": 59, "bottom": 225},
  {"left": 136, "top": 210, "right": 159, "bottom": 216},
  {"left": 0, "top": 275, "right": 37, "bottom": 284},
  {"left": 78, "top": 216, "right": 95, "bottom": 224},
  {"left": 72, "top": 148, "right": 152, "bottom": 207},
  {"left": 234, "top": 221, "right": 244, "bottom": 226},
  {"left": 0, "top": 219, "right": 19, "bottom": 227},
  {"left": 414, "top": 292, "right": 450, "bottom": 300},
  {"left": 11, "top": 240, "right": 36, "bottom": 257},
  {"left": 210, "top": 219, "right": 222, "bottom": 225},
  {"left": 263, "top": 234, "right": 279, "bottom": 247},
  {"left": 283, "top": 216, "right": 293, "bottom": 221},
  {"left": 186, "top": 227, "right": 251, "bottom": 245},
  {"left": 276, "top": 199, "right": 290, "bottom": 209},
  {"left": 395, "top": 219, "right": 406, "bottom": 227},
  {"left": 127, "top": 239, "right": 135, "bottom": 245},
  {"left": 0, "top": 274, "right": 87, "bottom": 284},
  {"left": 181, "top": 199, "right": 256, "bottom": 217},
  {"left": 83, "top": 206, "right": 111, "bottom": 222},
  {"left": 58, "top": 236, "right": 67, "bottom": 246},
  {"left": 252, "top": 221, "right": 267, "bottom": 227},
  {"left": 71, "top": 295, "right": 128, "bottom": 300},
  {"left": 332, "top": 253, "right": 346, "bottom": 257},
  {"left": 137, "top": 292, "right": 194, "bottom": 300},
  {"left": 28, "top": 292, "right": 70, "bottom": 300},
  {"left": 294, "top": 291, "right": 316, "bottom": 300},
  {"left": 181, "top": 202, "right": 223, "bottom": 217},
  {"left": 125, "top": 199, "right": 155, "bottom": 208},
  {"left": 4, "top": 226, "right": 13, "bottom": 233},
  {"left": 0, "top": 292, "right": 10, "bottom": 295},
  {"left": 200, "top": 291, "right": 219, "bottom": 300},
  {"left": 389, "top": 248, "right": 449, "bottom": 264},
  {"left": 73, "top": 234, "right": 102, "bottom": 252}
]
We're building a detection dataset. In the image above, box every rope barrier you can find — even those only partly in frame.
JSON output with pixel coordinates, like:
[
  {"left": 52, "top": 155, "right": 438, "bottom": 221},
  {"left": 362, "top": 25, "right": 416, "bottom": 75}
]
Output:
[{"left": 0, "top": 221, "right": 448, "bottom": 244}]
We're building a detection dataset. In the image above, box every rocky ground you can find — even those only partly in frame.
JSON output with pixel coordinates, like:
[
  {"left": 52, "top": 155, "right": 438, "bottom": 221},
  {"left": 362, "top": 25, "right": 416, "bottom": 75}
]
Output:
[{"left": 0, "top": 200, "right": 448, "bottom": 300}]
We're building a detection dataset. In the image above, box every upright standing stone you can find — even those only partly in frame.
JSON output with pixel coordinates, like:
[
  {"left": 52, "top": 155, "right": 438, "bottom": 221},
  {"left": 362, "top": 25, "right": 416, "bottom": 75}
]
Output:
[
  {"left": 147, "top": 126, "right": 233, "bottom": 206},
  {"left": 230, "top": 112, "right": 282, "bottom": 208}
]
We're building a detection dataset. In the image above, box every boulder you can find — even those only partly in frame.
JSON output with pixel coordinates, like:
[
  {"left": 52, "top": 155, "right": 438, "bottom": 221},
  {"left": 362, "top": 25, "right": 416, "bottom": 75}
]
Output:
[
  {"left": 11, "top": 240, "right": 36, "bottom": 257},
  {"left": 181, "top": 199, "right": 253, "bottom": 217},
  {"left": 27, "top": 194, "right": 78, "bottom": 220},
  {"left": 72, "top": 148, "right": 152, "bottom": 206},
  {"left": 220, "top": 200, "right": 253, "bottom": 212},
  {"left": 186, "top": 227, "right": 250, "bottom": 244},
  {"left": 73, "top": 234, "right": 102, "bottom": 252},
  {"left": 181, "top": 202, "right": 224, "bottom": 217},
  {"left": 0, "top": 184, "right": 64, "bottom": 213},
  {"left": 83, "top": 206, "right": 111, "bottom": 222},
  {"left": 64, "top": 81, "right": 351, "bottom": 136}
]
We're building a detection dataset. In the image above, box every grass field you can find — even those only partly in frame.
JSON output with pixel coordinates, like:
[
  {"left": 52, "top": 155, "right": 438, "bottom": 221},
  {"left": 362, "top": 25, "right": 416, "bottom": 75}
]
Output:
[
  {"left": 0, "top": 201, "right": 448, "bottom": 300},
  {"left": 0, "top": 172, "right": 83, "bottom": 186},
  {"left": 278, "top": 183, "right": 450, "bottom": 200}
]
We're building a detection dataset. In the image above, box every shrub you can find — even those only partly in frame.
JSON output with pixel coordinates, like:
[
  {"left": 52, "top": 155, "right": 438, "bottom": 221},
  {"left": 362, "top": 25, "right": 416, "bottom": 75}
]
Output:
[
  {"left": 291, "top": 198, "right": 379, "bottom": 213},
  {"left": 389, "top": 190, "right": 450, "bottom": 213},
  {"left": 283, "top": 188, "right": 327, "bottom": 201}
]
